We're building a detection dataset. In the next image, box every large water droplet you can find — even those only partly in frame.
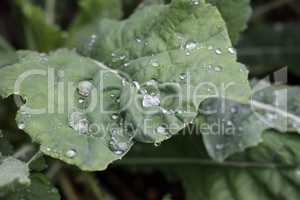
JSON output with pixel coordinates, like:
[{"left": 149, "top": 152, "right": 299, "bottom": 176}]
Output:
[
  {"left": 66, "top": 149, "right": 77, "bottom": 158},
  {"left": 68, "top": 112, "right": 89, "bottom": 134},
  {"left": 78, "top": 81, "right": 93, "bottom": 97},
  {"left": 142, "top": 94, "right": 160, "bottom": 108}
]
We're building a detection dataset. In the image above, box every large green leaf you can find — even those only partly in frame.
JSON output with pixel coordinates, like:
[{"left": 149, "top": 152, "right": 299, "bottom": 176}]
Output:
[
  {"left": 0, "top": 157, "right": 30, "bottom": 191},
  {"left": 199, "top": 84, "right": 300, "bottom": 161},
  {"left": 70, "top": 0, "right": 251, "bottom": 142},
  {"left": 0, "top": 50, "right": 132, "bottom": 171},
  {"left": 2, "top": 173, "right": 60, "bottom": 200},
  {"left": 207, "top": 0, "right": 252, "bottom": 44}
]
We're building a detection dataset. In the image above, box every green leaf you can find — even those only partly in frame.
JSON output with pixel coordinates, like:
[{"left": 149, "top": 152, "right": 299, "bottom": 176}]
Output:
[
  {"left": 0, "top": 157, "right": 30, "bottom": 190},
  {"left": 69, "top": 0, "right": 251, "bottom": 143},
  {"left": 69, "top": 0, "right": 122, "bottom": 31},
  {"left": 127, "top": 130, "right": 300, "bottom": 200},
  {"left": 199, "top": 84, "right": 300, "bottom": 161},
  {"left": 2, "top": 173, "right": 60, "bottom": 200},
  {"left": 0, "top": 50, "right": 132, "bottom": 171},
  {"left": 16, "top": 0, "right": 66, "bottom": 52},
  {"left": 206, "top": 0, "right": 252, "bottom": 44}
]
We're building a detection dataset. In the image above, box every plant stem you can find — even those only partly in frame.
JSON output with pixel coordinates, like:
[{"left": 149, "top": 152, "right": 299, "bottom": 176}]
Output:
[
  {"left": 13, "top": 144, "right": 35, "bottom": 159},
  {"left": 26, "top": 150, "right": 43, "bottom": 166},
  {"left": 81, "top": 173, "right": 107, "bottom": 200}
]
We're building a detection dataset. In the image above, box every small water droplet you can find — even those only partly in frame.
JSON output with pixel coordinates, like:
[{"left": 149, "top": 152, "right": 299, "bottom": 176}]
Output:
[
  {"left": 66, "top": 149, "right": 77, "bottom": 158},
  {"left": 78, "top": 81, "right": 93, "bottom": 97},
  {"left": 154, "top": 142, "right": 161, "bottom": 147},
  {"left": 185, "top": 51, "right": 191, "bottom": 56},
  {"left": 123, "top": 63, "right": 129, "bottom": 67},
  {"left": 142, "top": 94, "right": 160, "bottom": 108},
  {"left": 156, "top": 126, "right": 167, "bottom": 134},
  {"left": 18, "top": 121, "right": 26, "bottom": 130},
  {"left": 216, "top": 144, "right": 224, "bottom": 150},
  {"left": 151, "top": 60, "right": 159, "bottom": 67},
  {"left": 228, "top": 47, "right": 236, "bottom": 55},
  {"left": 230, "top": 107, "right": 237, "bottom": 113},
  {"left": 112, "top": 114, "right": 119, "bottom": 120},
  {"left": 132, "top": 81, "right": 140, "bottom": 90},
  {"left": 185, "top": 42, "right": 197, "bottom": 50},
  {"left": 78, "top": 98, "right": 84, "bottom": 104},
  {"left": 179, "top": 73, "right": 187, "bottom": 80},
  {"left": 136, "top": 38, "right": 142, "bottom": 43},
  {"left": 191, "top": 0, "right": 199, "bottom": 5},
  {"left": 215, "top": 49, "right": 222, "bottom": 55},
  {"left": 214, "top": 66, "right": 223, "bottom": 72}
]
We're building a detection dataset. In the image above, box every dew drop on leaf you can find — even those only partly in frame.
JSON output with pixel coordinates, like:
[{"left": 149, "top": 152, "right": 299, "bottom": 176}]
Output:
[
  {"left": 215, "top": 49, "right": 222, "bottom": 55},
  {"left": 78, "top": 81, "right": 93, "bottom": 97},
  {"left": 228, "top": 47, "right": 236, "bottom": 55},
  {"left": 66, "top": 149, "right": 77, "bottom": 158},
  {"left": 111, "top": 114, "right": 119, "bottom": 120},
  {"left": 142, "top": 94, "right": 160, "bottom": 108},
  {"left": 68, "top": 112, "right": 89, "bottom": 134},
  {"left": 18, "top": 121, "right": 26, "bottom": 130}
]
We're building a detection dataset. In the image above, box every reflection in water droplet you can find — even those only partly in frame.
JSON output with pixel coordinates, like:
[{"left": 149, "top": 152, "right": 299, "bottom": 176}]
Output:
[
  {"left": 78, "top": 81, "right": 93, "bottom": 97},
  {"left": 142, "top": 94, "right": 160, "bottom": 108},
  {"left": 66, "top": 149, "right": 77, "bottom": 158}
]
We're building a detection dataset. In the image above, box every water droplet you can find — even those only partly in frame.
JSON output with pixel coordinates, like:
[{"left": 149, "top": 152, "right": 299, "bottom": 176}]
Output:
[
  {"left": 78, "top": 98, "right": 84, "bottom": 104},
  {"left": 151, "top": 60, "right": 159, "bottom": 67},
  {"left": 112, "top": 114, "right": 119, "bottom": 120},
  {"left": 216, "top": 144, "right": 224, "bottom": 150},
  {"left": 146, "top": 79, "right": 157, "bottom": 86},
  {"left": 215, "top": 49, "right": 222, "bottom": 55},
  {"left": 226, "top": 120, "right": 233, "bottom": 126},
  {"left": 68, "top": 112, "right": 89, "bottom": 134},
  {"left": 78, "top": 81, "right": 93, "bottom": 97},
  {"left": 191, "top": 0, "right": 199, "bottom": 5},
  {"left": 214, "top": 66, "right": 223, "bottom": 72},
  {"left": 179, "top": 73, "right": 187, "bottom": 80},
  {"left": 230, "top": 107, "right": 237, "bottom": 113},
  {"left": 156, "top": 126, "right": 167, "bottom": 134},
  {"left": 208, "top": 46, "right": 213, "bottom": 50},
  {"left": 18, "top": 121, "right": 26, "bottom": 130},
  {"left": 136, "top": 38, "right": 142, "bottom": 43},
  {"left": 185, "top": 51, "right": 191, "bottom": 56},
  {"left": 123, "top": 63, "right": 129, "bottom": 67},
  {"left": 142, "top": 94, "right": 160, "bottom": 108},
  {"left": 66, "top": 149, "right": 77, "bottom": 158},
  {"left": 185, "top": 42, "right": 197, "bottom": 50},
  {"left": 109, "top": 139, "right": 132, "bottom": 155},
  {"left": 132, "top": 81, "right": 140, "bottom": 90},
  {"left": 228, "top": 47, "right": 236, "bottom": 55},
  {"left": 154, "top": 142, "right": 161, "bottom": 147}
]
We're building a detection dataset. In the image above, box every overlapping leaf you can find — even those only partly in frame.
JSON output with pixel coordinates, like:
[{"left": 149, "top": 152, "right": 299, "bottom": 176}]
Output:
[{"left": 199, "top": 84, "right": 300, "bottom": 161}]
